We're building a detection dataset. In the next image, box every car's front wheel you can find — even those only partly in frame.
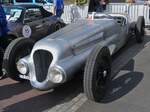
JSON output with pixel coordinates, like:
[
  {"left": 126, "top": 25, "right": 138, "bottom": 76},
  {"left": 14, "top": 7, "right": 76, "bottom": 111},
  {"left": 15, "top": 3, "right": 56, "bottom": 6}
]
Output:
[
  {"left": 84, "top": 45, "right": 111, "bottom": 102},
  {"left": 2, "top": 38, "right": 35, "bottom": 82}
]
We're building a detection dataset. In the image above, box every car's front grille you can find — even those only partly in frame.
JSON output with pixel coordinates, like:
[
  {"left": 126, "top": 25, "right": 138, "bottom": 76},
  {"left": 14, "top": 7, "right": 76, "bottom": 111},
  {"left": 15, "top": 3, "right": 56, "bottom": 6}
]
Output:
[{"left": 33, "top": 50, "right": 53, "bottom": 82}]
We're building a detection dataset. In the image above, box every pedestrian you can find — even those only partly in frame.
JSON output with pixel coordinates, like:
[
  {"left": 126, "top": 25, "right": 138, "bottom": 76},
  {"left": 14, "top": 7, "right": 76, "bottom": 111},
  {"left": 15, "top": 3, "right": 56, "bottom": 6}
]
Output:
[
  {"left": 145, "top": 0, "right": 150, "bottom": 29},
  {"left": 0, "top": 4, "right": 8, "bottom": 38},
  {"left": 54, "top": 0, "right": 64, "bottom": 18},
  {"left": 100, "top": 0, "right": 109, "bottom": 11},
  {"left": 0, "top": 3, "right": 9, "bottom": 79},
  {"left": 95, "top": 0, "right": 109, "bottom": 12},
  {"left": 0, "top": 4, "right": 9, "bottom": 49},
  {"left": 126, "top": 0, "right": 135, "bottom": 3}
]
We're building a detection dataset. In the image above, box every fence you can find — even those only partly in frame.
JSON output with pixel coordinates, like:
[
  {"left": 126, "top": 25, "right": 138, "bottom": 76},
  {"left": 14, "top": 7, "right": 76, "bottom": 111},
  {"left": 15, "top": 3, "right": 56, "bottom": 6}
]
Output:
[
  {"left": 61, "top": 5, "right": 89, "bottom": 24},
  {"left": 61, "top": 3, "right": 150, "bottom": 25},
  {"left": 107, "top": 3, "right": 150, "bottom": 25}
]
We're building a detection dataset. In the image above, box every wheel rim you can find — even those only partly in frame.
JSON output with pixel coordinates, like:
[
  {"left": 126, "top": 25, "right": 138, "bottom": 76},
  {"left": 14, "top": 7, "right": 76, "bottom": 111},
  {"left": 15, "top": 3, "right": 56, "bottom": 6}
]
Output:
[
  {"left": 93, "top": 56, "right": 110, "bottom": 98},
  {"left": 96, "top": 69, "right": 108, "bottom": 88},
  {"left": 95, "top": 64, "right": 109, "bottom": 94}
]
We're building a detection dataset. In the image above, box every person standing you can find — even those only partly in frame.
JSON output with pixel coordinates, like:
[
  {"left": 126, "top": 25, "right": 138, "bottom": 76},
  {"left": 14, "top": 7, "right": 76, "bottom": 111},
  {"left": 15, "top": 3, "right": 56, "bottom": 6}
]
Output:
[
  {"left": 95, "top": 0, "right": 109, "bottom": 12},
  {"left": 0, "top": 4, "right": 8, "bottom": 49},
  {"left": 126, "top": 0, "right": 135, "bottom": 3},
  {"left": 100, "top": 0, "right": 109, "bottom": 11},
  {"left": 0, "top": 3, "right": 8, "bottom": 79},
  {"left": 0, "top": 4, "right": 8, "bottom": 38},
  {"left": 54, "top": 0, "right": 64, "bottom": 18},
  {"left": 145, "top": 0, "right": 150, "bottom": 28}
]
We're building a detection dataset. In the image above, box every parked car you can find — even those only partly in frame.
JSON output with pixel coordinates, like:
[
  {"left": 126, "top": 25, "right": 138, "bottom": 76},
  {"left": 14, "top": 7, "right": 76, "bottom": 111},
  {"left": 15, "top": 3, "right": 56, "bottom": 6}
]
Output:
[
  {"left": 2, "top": 4, "right": 65, "bottom": 41},
  {"left": 2, "top": 12, "right": 145, "bottom": 102},
  {"left": 0, "top": 4, "right": 65, "bottom": 78}
]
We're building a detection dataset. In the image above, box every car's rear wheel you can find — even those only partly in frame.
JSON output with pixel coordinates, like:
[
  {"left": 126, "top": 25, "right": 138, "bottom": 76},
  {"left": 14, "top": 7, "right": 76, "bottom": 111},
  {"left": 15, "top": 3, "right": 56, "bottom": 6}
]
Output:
[
  {"left": 135, "top": 16, "right": 145, "bottom": 43},
  {"left": 2, "top": 38, "right": 35, "bottom": 82},
  {"left": 84, "top": 45, "right": 111, "bottom": 102},
  {"left": 55, "top": 22, "right": 63, "bottom": 31}
]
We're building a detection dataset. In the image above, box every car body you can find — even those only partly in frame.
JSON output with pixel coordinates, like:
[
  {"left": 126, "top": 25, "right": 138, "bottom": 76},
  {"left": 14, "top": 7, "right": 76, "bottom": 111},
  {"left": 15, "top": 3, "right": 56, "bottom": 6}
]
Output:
[
  {"left": 13, "top": 12, "right": 142, "bottom": 90},
  {"left": 2, "top": 4, "right": 64, "bottom": 41}
]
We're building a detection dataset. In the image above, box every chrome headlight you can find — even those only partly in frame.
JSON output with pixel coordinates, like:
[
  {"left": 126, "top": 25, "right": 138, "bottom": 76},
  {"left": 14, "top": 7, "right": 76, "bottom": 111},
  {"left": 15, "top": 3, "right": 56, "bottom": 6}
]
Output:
[
  {"left": 49, "top": 66, "right": 66, "bottom": 84},
  {"left": 16, "top": 60, "right": 29, "bottom": 75}
]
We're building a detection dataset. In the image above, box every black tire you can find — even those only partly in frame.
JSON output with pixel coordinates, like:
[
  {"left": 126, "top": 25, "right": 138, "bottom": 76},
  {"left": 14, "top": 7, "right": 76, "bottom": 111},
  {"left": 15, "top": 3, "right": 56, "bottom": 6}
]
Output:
[
  {"left": 84, "top": 45, "right": 111, "bottom": 102},
  {"left": 135, "top": 16, "right": 145, "bottom": 43},
  {"left": 7, "top": 35, "right": 17, "bottom": 43},
  {"left": 129, "top": 22, "right": 136, "bottom": 37},
  {"left": 55, "top": 22, "right": 62, "bottom": 31},
  {"left": 0, "top": 47, "right": 4, "bottom": 78},
  {"left": 2, "top": 38, "right": 35, "bottom": 81}
]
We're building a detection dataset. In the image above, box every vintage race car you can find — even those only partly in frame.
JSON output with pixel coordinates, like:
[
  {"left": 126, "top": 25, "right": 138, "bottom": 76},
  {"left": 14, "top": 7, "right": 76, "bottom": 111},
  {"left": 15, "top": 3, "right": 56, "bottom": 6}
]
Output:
[
  {"left": 2, "top": 12, "right": 145, "bottom": 102},
  {"left": 2, "top": 4, "right": 65, "bottom": 41}
]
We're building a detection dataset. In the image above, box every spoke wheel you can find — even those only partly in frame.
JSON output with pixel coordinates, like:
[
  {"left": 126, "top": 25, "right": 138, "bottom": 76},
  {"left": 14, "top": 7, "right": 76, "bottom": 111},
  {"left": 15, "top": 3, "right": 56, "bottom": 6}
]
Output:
[{"left": 84, "top": 45, "right": 111, "bottom": 102}]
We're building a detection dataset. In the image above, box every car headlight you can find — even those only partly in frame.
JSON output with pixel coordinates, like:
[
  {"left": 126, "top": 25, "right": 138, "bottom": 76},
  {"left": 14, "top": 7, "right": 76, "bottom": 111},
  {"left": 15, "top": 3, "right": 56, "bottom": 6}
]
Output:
[
  {"left": 16, "top": 60, "right": 29, "bottom": 75},
  {"left": 49, "top": 66, "right": 66, "bottom": 84}
]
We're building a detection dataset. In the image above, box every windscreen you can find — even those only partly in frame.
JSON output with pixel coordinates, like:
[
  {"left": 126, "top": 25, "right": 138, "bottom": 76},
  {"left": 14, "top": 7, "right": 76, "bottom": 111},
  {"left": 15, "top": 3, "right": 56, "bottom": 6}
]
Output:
[{"left": 7, "top": 8, "right": 22, "bottom": 22}]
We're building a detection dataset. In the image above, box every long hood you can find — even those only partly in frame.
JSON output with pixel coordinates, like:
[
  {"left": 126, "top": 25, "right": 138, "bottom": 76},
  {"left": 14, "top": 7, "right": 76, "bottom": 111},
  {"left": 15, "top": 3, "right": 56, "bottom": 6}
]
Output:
[{"left": 33, "top": 19, "right": 115, "bottom": 53}]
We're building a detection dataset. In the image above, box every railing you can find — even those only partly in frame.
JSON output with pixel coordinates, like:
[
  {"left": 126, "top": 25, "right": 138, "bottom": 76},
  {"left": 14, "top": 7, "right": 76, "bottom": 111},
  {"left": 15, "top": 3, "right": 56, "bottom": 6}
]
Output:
[
  {"left": 107, "top": 3, "right": 150, "bottom": 25},
  {"left": 54, "top": 3, "right": 150, "bottom": 25},
  {"left": 61, "top": 5, "right": 89, "bottom": 24}
]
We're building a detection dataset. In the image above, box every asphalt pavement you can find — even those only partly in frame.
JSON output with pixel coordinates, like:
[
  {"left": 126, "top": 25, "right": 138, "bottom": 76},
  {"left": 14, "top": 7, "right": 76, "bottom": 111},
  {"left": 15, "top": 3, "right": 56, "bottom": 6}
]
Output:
[{"left": 0, "top": 29, "right": 150, "bottom": 112}]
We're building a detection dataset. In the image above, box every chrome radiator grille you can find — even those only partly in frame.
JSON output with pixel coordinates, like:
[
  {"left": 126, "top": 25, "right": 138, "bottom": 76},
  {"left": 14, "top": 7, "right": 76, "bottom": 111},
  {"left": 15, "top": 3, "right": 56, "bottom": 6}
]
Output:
[{"left": 33, "top": 50, "right": 53, "bottom": 82}]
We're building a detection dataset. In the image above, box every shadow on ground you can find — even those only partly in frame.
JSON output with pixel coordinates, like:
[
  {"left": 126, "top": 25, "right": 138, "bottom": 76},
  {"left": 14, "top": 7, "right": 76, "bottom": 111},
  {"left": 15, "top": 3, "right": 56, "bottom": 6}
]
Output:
[
  {"left": 0, "top": 81, "right": 32, "bottom": 101},
  {"left": 98, "top": 36, "right": 149, "bottom": 103},
  {"left": 2, "top": 77, "right": 83, "bottom": 112},
  {"left": 101, "top": 71, "right": 144, "bottom": 103}
]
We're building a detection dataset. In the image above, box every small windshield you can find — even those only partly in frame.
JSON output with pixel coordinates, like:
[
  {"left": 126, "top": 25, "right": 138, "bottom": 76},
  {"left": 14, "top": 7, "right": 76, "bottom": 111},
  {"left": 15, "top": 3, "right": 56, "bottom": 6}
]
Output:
[{"left": 9, "top": 8, "right": 22, "bottom": 22}]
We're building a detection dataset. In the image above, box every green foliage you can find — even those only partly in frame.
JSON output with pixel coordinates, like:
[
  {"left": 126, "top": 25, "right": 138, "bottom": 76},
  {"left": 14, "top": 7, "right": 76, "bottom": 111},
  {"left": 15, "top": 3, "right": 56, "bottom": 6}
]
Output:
[
  {"left": 64, "top": 0, "right": 75, "bottom": 4},
  {"left": 75, "top": 0, "right": 87, "bottom": 5}
]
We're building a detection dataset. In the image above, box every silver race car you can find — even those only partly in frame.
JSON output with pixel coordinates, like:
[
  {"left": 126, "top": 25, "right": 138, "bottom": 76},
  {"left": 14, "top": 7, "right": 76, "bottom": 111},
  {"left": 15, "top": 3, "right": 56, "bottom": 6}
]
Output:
[{"left": 2, "top": 12, "right": 145, "bottom": 102}]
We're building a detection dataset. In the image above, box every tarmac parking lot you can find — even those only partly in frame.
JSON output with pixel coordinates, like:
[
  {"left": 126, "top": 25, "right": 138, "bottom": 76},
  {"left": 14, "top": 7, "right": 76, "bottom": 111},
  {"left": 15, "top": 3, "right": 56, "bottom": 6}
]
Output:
[{"left": 0, "top": 29, "right": 150, "bottom": 112}]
